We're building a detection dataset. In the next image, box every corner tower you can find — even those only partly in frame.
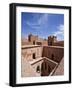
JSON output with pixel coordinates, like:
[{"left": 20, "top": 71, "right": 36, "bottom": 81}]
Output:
[{"left": 48, "top": 36, "right": 57, "bottom": 46}]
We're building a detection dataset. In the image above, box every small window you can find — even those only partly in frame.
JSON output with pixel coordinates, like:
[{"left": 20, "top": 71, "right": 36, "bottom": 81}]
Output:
[
  {"left": 51, "top": 54, "right": 54, "bottom": 60},
  {"left": 36, "top": 66, "right": 40, "bottom": 73},
  {"left": 33, "top": 41, "right": 35, "bottom": 45},
  {"left": 50, "top": 42, "right": 52, "bottom": 45},
  {"left": 33, "top": 53, "right": 36, "bottom": 59}
]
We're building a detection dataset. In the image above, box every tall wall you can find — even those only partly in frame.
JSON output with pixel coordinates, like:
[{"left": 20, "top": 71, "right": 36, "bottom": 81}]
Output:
[
  {"left": 42, "top": 46, "right": 64, "bottom": 63},
  {"left": 21, "top": 56, "right": 39, "bottom": 77},
  {"left": 22, "top": 46, "right": 43, "bottom": 61},
  {"left": 22, "top": 45, "right": 64, "bottom": 63},
  {"left": 30, "top": 57, "right": 57, "bottom": 76},
  {"left": 21, "top": 46, "right": 64, "bottom": 77},
  {"left": 31, "top": 59, "right": 43, "bottom": 76},
  {"left": 53, "top": 57, "right": 64, "bottom": 75}
]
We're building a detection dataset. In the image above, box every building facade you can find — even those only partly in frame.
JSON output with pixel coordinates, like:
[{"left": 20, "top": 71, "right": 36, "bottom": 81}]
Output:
[
  {"left": 21, "top": 45, "right": 64, "bottom": 77},
  {"left": 21, "top": 35, "right": 64, "bottom": 77},
  {"left": 22, "top": 34, "right": 64, "bottom": 46}
]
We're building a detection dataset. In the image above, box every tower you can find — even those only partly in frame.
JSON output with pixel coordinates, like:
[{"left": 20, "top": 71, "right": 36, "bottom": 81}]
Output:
[
  {"left": 48, "top": 36, "right": 57, "bottom": 46},
  {"left": 28, "top": 34, "right": 38, "bottom": 45}
]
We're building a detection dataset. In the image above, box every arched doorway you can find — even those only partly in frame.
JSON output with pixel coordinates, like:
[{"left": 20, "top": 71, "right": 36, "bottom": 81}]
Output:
[{"left": 41, "top": 61, "right": 51, "bottom": 76}]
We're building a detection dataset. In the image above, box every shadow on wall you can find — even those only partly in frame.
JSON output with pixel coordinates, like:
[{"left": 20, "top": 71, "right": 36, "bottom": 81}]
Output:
[
  {"left": 42, "top": 46, "right": 64, "bottom": 63},
  {"left": 41, "top": 61, "right": 51, "bottom": 76}
]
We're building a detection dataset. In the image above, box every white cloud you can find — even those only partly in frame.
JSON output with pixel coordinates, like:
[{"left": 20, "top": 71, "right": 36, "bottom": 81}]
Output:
[
  {"left": 54, "top": 24, "right": 64, "bottom": 36},
  {"left": 38, "top": 14, "right": 49, "bottom": 25},
  {"left": 26, "top": 14, "right": 49, "bottom": 29},
  {"left": 53, "top": 24, "right": 64, "bottom": 40}
]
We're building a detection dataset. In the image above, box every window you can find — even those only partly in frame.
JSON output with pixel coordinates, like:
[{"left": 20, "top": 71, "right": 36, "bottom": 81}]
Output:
[
  {"left": 33, "top": 41, "right": 35, "bottom": 45},
  {"left": 36, "top": 66, "right": 40, "bottom": 73},
  {"left": 50, "top": 42, "right": 52, "bottom": 45},
  {"left": 51, "top": 54, "right": 54, "bottom": 60},
  {"left": 33, "top": 53, "right": 36, "bottom": 59}
]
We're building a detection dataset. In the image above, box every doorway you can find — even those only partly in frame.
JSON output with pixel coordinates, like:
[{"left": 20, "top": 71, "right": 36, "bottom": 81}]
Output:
[
  {"left": 41, "top": 61, "right": 51, "bottom": 76},
  {"left": 33, "top": 53, "right": 36, "bottom": 59},
  {"left": 51, "top": 54, "right": 54, "bottom": 60},
  {"left": 33, "top": 41, "right": 35, "bottom": 45}
]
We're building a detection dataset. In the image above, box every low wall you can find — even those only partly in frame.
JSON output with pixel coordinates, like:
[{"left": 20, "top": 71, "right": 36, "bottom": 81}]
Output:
[{"left": 53, "top": 41, "right": 64, "bottom": 47}]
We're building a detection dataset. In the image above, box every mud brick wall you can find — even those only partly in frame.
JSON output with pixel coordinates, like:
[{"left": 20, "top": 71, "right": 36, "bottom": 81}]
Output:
[{"left": 42, "top": 46, "right": 64, "bottom": 63}]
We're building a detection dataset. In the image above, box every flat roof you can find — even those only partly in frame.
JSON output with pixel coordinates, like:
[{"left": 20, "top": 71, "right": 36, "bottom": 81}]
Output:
[
  {"left": 22, "top": 45, "right": 64, "bottom": 49},
  {"left": 44, "top": 46, "right": 64, "bottom": 49},
  {"left": 22, "top": 45, "right": 42, "bottom": 49}
]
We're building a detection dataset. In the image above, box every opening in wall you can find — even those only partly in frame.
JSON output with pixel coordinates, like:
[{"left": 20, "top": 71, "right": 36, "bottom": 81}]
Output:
[
  {"left": 33, "top": 53, "right": 36, "bottom": 59},
  {"left": 33, "top": 41, "right": 35, "bottom": 45},
  {"left": 51, "top": 54, "right": 54, "bottom": 60},
  {"left": 36, "top": 66, "right": 40, "bottom": 73}
]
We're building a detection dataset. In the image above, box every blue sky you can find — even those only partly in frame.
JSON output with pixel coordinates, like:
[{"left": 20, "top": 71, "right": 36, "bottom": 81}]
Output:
[{"left": 21, "top": 12, "right": 64, "bottom": 41}]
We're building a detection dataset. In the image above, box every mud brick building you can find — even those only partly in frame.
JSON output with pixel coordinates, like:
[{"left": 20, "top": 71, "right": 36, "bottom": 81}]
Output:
[{"left": 21, "top": 34, "right": 64, "bottom": 77}]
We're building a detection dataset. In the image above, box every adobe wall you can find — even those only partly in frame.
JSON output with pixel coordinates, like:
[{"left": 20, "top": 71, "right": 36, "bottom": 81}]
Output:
[
  {"left": 53, "top": 57, "right": 64, "bottom": 75},
  {"left": 44, "top": 58, "right": 57, "bottom": 71},
  {"left": 21, "top": 56, "right": 39, "bottom": 77},
  {"left": 48, "top": 36, "right": 57, "bottom": 45},
  {"left": 22, "top": 46, "right": 43, "bottom": 61},
  {"left": 42, "top": 40, "right": 48, "bottom": 46},
  {"left": 31, "top": 57, "right": 57, "bottom": 76},
  {"left": 31, "top": 59, "right": 43, "bottom": 76},
  {"left": 21, "top": 41, "right": 33, "bottom": 45},
  {"left": 53, "top": 41, "right": 64, "bottom": 47},
  {"left": 42, "top": 46, "right": 64, "bottom": 63}
]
